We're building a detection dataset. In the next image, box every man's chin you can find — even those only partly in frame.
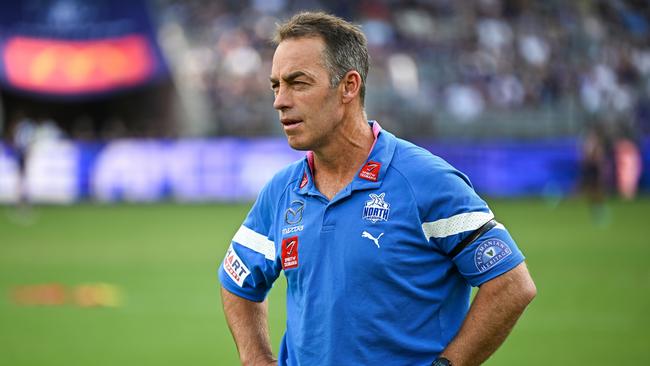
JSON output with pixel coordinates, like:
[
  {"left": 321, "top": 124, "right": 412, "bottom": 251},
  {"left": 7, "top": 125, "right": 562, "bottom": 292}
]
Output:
[{"left": 286, "top": 136, "right": 311, "bottom": 151}]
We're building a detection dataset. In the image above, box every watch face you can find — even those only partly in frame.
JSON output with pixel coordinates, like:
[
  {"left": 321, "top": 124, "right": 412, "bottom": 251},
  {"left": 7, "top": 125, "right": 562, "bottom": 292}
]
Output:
[{"left": 432, "top": 358, "right": 451, "bottom": 366}]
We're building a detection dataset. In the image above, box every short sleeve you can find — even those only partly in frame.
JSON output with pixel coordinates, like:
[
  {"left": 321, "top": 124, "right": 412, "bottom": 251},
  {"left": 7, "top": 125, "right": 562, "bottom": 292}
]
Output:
[
  {"left": 418, "top": 162, "right": 493, "bottom": 254},
  {"left": 218, "top": 182, "right": 282, "bottom": 302},
  {"left": 414, "top": 155, "right": 525, "bottom": 286}
]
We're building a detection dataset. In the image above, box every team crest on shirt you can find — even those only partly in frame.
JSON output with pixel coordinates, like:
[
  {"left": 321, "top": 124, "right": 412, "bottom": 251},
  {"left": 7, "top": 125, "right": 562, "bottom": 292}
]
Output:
[
  {"left": 362, "top": 193, "right": 390, "bottom": 223},
  {"left": 474, "top": 239, "right": 512, "bottom": 272}
]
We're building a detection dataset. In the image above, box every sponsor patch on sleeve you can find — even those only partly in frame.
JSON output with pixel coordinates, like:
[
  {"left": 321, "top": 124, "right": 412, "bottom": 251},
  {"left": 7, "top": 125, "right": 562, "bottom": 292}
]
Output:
[
  {"left": 223, "top": 245, "right": 251, "bottom": 287},
  {"left": 474, "top": 239, "right": 512, "bottom": 272}
]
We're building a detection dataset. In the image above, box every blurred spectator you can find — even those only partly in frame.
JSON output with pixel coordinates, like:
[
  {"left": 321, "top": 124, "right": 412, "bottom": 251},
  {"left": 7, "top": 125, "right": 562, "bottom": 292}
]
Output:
[
  {"left": 1, "top": 0, "right": 648, "bottom": 140},
  {"left": 8, "top": 112, "right": 65, "bottom": 205},
  {"left": 613, "top": 118, "right": 643, "bottom": 199},
  {"left": 580, "top": 121, "right": 612, "bottom": 223},
  {"left": 151, "top": 0, "right": 650, "bottom": 139}
]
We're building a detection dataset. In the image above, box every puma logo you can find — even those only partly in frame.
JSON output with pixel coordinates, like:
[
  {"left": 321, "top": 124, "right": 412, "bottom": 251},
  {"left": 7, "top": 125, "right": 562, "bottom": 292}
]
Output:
[{"left": 361, "top": 231, "right": 383, "bottom": 248}]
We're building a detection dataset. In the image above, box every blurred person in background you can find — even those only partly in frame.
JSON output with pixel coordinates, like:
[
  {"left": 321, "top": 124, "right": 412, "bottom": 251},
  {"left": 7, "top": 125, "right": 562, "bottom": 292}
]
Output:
[
  {"left": 613, "top": 119, "right": 643, "bottom": 200},
  {"left": 580, "top": 121, "right": 612, "bottom": 223},
  {"left": 8, "top": 112, "right": 37, "bottom": 207},
  {"left": 219, "top": 12, "right": 536, "bottom": 366},
  {"left": 6, "top": 111, "right": 64, "bottom": 211}
]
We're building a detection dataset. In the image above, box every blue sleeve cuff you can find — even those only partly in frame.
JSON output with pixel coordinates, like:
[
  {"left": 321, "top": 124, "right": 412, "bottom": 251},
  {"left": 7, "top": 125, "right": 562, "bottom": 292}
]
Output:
[
  {"left": 218, "top": 267, "right": 267, "bottom": 303},
  {"left": 452, "top": 227, "right": 526, "bottom": 287}
]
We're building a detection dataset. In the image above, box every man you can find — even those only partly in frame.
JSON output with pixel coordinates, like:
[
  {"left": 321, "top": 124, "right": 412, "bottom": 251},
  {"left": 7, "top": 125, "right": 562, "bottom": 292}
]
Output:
[{"left": 219, "top": 12, "right": 536, "bottom": 366}]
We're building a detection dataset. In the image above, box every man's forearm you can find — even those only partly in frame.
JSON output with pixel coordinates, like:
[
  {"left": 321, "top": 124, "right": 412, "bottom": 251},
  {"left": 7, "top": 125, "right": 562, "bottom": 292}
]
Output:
[
  {"left": 221, "top": 287, "right": 277, "bottom": 366},
  {"left": 440, "top": 263, "right": 536, "bottom": 366}
]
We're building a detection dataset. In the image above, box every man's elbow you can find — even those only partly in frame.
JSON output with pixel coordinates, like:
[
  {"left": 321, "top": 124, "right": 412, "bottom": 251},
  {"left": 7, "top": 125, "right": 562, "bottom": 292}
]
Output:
[
  {"left": 514, "top": 272, "right": 537, "bottom": 309},
  {"left": 503, "top": 263, "right": 537, "bottom": 309},
  {"left": 520, "top": 277, "right": 537, "bottom": 306}
]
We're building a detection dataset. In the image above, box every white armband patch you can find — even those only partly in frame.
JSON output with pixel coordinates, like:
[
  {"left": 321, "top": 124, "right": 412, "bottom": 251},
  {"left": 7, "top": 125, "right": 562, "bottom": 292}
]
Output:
[
  {"left": 422, "top": 211, "right": 494, "bottom": 239},
  {"left": 232, "top": 225, "right": 276, "bottom": 261},
  {"left": 223, "top": 245, "right": 250, "bottom": 287}
]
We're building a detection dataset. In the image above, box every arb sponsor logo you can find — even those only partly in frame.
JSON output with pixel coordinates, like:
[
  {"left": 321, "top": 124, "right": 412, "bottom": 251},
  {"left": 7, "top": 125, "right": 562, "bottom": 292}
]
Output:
[
  {"left": 358, "top": 161, "right": 381, "bottom": 181},
  {"left": 223, "top": 246, "right": 250, "bottom": 286},
  {"left": 282, "top": 237, "right": 299, "bottom": 270}
]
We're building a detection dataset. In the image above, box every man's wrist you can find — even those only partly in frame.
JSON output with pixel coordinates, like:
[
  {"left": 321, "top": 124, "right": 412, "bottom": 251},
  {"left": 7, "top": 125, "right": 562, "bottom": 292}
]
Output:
[
  {"left": 431, "top": 356, "right": 452, "bottom": 366},
  {"left": 241, "top": 353, "right": 276, "bottom": 366}
]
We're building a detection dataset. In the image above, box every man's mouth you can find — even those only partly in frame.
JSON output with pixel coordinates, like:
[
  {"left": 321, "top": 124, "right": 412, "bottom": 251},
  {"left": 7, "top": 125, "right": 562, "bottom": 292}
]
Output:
[{"left": 281, "top": 118, "right": 303, "bottom": 127}]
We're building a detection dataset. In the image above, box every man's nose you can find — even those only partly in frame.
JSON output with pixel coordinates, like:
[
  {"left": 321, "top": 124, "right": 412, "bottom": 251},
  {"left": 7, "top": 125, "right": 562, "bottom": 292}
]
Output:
[{"left": 273, "top": 86, "right": 292, "bottom": 110}]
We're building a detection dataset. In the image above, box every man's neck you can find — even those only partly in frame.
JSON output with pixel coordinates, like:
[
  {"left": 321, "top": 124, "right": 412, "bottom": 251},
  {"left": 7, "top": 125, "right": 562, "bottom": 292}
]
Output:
[{"left": 311, "top": 114, "right": 374, "bottom": 200}]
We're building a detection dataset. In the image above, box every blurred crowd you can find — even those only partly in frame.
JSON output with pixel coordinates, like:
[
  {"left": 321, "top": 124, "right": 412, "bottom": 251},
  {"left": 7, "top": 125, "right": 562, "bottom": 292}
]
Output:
[{"left": 154, "top": 0, "right": 650, "bottom": 139}]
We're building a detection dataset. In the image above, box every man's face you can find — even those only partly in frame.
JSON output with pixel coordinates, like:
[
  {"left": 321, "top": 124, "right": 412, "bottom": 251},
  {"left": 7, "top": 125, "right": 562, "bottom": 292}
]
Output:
[{"left": 270, "top": 37, "right": 344, "bottom": 151}]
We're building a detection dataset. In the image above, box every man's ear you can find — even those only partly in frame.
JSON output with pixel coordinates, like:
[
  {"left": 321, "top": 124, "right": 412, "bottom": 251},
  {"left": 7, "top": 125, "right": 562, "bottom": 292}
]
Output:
[{"left": 340, "top": 70, "right": 362, "bottom": 104}]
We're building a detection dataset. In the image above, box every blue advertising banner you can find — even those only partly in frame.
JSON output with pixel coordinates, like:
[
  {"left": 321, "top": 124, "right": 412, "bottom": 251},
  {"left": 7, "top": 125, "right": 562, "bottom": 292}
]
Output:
[
  {"left": 0, "top": 138, "right": 647, "bottom": 203},
  {"left": 418, "top": 139, "right": 582, "bottom": 197}
]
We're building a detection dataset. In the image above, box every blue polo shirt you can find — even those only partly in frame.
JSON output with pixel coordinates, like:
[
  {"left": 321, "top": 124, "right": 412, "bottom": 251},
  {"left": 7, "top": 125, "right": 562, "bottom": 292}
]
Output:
[{"left": 219, "top": 122, "right": 525, "bottom": 366}]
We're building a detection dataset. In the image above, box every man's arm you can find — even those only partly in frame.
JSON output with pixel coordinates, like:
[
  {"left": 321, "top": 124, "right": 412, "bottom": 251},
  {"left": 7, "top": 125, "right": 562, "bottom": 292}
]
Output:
[
  {"left": 221, "top": 287, "right": 277, "bottom": 366},
  {"left": 439, "top": 262, "right": 536, "bottom": 366}
]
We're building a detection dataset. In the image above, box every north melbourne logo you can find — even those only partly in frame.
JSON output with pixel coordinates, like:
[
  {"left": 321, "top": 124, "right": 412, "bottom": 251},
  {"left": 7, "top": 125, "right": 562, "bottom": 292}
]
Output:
[{"left": 363, "top": 193, "right": 390, "bottom": 223}]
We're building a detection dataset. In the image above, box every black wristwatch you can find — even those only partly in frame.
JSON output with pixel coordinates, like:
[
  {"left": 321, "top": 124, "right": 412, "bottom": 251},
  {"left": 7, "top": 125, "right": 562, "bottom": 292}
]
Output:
[{"left": 431, "top": 357, "right": 452, "bottom": 366}]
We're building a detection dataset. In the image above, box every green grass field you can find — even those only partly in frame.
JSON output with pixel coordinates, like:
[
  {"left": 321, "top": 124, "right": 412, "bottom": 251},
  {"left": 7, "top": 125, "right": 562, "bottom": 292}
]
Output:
[{"left": 1, "top": 198, "right": 649, "bottom": 365}]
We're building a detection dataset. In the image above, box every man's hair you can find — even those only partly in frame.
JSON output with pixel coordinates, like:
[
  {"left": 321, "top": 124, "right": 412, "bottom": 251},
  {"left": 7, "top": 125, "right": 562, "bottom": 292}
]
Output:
[{"left": 273, "top": 12, "right": 369, "bottom": 105}]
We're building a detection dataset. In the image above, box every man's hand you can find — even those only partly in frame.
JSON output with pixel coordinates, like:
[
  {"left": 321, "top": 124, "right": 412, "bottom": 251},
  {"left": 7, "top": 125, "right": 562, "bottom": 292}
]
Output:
[
  {"left": 440, "top": 262, "right": 536, "bottom": 366},
  {"left": 221, "top": 287, "right": 277, "bottom": 366}
]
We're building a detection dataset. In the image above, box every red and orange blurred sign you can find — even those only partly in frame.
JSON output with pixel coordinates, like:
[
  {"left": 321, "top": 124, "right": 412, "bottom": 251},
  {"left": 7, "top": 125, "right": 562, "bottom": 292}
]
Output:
[
  {"left": 11, "top": 283, "right": 124, "bottom": 307},
  {"left": 3, "top": 35, "right": 155, "bottom": 94}
]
